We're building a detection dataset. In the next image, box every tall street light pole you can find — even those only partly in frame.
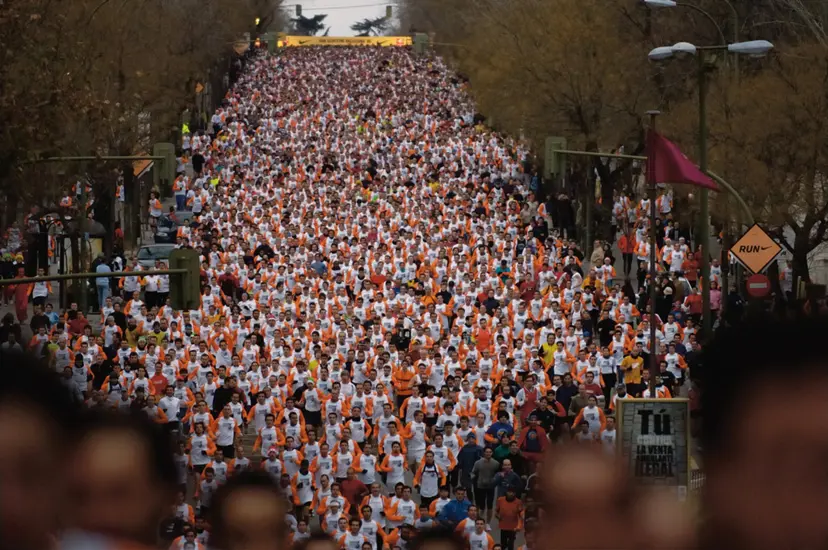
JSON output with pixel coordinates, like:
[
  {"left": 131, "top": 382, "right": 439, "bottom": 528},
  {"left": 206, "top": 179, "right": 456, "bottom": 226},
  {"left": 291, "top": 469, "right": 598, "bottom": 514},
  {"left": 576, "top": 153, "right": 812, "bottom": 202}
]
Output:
[
  {"left": 645, "top": 0, "right": 740, "bottom": 325},
  {"left": 647, "top": 39, "right": 774, "bottom": 338},
  {"left": 697, "top": 50, "right": 711, "bottom": 337},
  {"left": 647, "top": 110, "right": 661, "bottom": 397}
]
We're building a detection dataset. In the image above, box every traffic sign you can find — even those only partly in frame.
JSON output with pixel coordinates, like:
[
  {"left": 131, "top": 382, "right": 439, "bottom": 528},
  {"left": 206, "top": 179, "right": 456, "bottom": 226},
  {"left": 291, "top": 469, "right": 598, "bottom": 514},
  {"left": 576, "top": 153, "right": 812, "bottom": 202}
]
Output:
[
  {"left": 730, "top": 224, "right": 782, "bottom": 274},
  {"left": 746, "top": 273, "right": 771, "bottom": 298}
]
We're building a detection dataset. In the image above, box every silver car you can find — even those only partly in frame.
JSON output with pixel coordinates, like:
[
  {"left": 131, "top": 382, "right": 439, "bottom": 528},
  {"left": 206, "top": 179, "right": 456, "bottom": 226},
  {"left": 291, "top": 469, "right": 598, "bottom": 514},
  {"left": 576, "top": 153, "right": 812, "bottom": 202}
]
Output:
[{"left": 136, "top": 244, "right": 177, "bottom": 268}]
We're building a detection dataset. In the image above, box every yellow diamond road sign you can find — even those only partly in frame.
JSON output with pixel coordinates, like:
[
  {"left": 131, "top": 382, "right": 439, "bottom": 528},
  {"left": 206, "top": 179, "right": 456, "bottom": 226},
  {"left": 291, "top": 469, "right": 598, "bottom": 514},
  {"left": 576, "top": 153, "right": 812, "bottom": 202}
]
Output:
[{"left": 730, "top": 224, "right": 782, "bottom": 274}]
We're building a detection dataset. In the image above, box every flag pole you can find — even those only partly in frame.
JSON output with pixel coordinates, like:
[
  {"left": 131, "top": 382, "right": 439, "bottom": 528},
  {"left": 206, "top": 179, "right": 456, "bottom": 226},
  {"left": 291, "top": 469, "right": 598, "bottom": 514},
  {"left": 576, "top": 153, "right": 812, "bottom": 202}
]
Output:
[{"left": 646, "top": 110, "right": 661, "bottom": 398}]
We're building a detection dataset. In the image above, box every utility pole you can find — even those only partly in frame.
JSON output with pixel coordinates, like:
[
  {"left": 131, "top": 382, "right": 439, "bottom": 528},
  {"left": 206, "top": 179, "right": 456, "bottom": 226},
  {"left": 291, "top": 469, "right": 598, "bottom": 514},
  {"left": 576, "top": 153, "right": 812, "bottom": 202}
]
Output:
[
  {"left": 697, "top": 52, "right": 712, "bottom": 338},
  {"left": 78, "top": 179, "right": 89, "bottom": 314},
  {"left": 646, "top": 110, "right": 661, "bottom": 397}
]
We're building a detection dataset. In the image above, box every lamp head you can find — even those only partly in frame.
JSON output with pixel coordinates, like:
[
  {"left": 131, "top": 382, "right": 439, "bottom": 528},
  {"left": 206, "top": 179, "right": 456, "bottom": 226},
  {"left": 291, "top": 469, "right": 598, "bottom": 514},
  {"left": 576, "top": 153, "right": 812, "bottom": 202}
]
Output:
[
  {"left": 648, "top": 46, "right": 674, "bottom": 61},
  {"left": 671, "top": 42, "right": 698, "bottom": 58},
  {"left": 728, "top": 40, "right": 774, "bottom": 57}
]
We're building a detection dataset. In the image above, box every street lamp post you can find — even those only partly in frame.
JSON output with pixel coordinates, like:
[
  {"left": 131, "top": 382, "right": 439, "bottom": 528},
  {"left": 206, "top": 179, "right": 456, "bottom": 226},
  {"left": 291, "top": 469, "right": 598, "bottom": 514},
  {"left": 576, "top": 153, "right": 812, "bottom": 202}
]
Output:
[
  {"left": 643, "top": 0, "right": 739, "bottom": 79},
  {"left": 698, "top": 51, "right": 710, "bottom": 338},
  {"left": 647, "top": 40, "right": 774, "bottom": 338},
  {"left": 645, "top": 0, "right": 741, "bottom": 315}
]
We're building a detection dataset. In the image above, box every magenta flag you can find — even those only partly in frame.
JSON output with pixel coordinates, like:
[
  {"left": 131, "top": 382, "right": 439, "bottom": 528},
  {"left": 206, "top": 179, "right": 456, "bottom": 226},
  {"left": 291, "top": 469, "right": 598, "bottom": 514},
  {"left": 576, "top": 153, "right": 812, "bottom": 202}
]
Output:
[{"left": 646, "top": 130, "right": 719, "bottom": 191}]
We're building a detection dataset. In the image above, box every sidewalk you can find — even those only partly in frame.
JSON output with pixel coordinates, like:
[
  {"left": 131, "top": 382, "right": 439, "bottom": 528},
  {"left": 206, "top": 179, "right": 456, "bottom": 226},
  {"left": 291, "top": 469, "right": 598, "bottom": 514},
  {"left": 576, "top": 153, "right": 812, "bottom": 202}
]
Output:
[{"left": 0, "top": 261, "right": 103, "bottom": 343}]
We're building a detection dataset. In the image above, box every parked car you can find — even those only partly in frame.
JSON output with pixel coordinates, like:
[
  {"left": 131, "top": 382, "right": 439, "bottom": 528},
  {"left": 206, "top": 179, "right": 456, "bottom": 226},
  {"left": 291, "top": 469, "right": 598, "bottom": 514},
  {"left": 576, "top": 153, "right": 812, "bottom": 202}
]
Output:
[
  {"left": 154, "top": 211, "right": 195, "bottom": 244},
  {"left": 137, "top": 244, "right": 177, "bottom": 268}
]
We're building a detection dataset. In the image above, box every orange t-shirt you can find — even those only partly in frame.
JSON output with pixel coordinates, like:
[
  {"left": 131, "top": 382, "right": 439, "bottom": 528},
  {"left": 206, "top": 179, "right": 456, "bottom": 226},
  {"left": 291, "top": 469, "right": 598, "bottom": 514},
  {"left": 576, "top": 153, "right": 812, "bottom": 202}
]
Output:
[
  {"left": 476, "top": 329, "right": 492, "bottom": 351},
  {"left": 496, "top": 496, "right": 523, "bottom": 530}
]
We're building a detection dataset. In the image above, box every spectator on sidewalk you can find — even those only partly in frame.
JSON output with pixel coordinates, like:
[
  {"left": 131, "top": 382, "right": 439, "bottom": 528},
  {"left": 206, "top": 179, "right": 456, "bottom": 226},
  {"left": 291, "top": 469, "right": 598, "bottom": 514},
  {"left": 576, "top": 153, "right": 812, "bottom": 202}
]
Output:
[
  {"left": 174, "top": 177, "right": 188, "bottom": 211},
  {"left": 95, "top": 256, "right": 112, "bottom": 312}
]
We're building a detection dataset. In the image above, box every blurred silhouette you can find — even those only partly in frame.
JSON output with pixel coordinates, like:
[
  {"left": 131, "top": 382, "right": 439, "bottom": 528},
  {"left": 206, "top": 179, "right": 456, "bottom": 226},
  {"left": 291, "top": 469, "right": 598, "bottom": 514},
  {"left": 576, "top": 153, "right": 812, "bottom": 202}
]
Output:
[
  {"left": 208, "top": 471, "right": 288, "bottom": 550},
  {"left": 698, "top": 317, "right": 828, "bottom": 550},
  {"left": 59, "top": 412, "right": 178, "bottom": 550},
  {"left": 293, "top": 532, "right": 338, "bottom": 550},
  {"left": 539, "top": 446, "right": 695, "bottom": 550},
  {"left": 409, "top": 527, "right": 466, "bottom": 550},
  {"left": 537, "top": 316, "right": 828, "bottom": 550},
  {"left": 0, "top": 350, "right": 79, "bottom": 550}
]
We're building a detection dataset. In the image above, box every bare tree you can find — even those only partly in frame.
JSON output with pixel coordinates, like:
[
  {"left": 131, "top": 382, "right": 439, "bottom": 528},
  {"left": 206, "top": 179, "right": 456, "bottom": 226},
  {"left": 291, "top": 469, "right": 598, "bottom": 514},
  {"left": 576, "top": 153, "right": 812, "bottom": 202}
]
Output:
[{"left": 0, "top": 0, "right": 283, "bottom": 243}]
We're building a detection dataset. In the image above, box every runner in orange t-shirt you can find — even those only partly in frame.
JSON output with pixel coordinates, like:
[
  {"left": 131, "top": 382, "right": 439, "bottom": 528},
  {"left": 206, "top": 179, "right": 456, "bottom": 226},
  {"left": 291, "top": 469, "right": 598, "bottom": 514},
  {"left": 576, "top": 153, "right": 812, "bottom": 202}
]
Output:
[{"left": 495, "top": 488, "right": 524, "bottom": 550}]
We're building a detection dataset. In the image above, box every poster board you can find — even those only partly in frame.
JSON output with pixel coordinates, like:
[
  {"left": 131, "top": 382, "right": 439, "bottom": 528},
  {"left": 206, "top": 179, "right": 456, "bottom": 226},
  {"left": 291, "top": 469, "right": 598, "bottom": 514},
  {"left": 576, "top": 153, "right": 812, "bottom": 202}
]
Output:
[
  {"left": 616, "top": 398, "right": 691, "bottom": 500},
  {"left": 282, "top": 36, "right": 413, "bottom": 47}
]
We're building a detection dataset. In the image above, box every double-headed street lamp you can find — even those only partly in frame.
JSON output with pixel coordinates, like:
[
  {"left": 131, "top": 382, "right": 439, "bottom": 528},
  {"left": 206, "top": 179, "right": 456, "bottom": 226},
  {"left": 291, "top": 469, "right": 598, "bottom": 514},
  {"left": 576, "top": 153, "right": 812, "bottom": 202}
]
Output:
[
  {"left": 647, "top": 39, "right": 773, "bottom": 337},
  {"left": 644, "top": 0, "right": 731, "bottom": 47},
  {"left": 645, "top": 0, "right": 741, "bottom": 75}
]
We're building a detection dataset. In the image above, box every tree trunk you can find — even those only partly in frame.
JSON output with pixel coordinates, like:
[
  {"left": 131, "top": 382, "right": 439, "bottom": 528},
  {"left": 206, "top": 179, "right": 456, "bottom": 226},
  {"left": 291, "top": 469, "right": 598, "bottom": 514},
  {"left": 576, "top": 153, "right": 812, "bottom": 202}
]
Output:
[
  {"left": 596, "top": 160, "right": 615, "bottom": 242},
  {"left": 766, "top": 261, "right": 783, "bottom": 296},
  {"left": 93, "top": 178, "right": 115, "bottom": 259},
  {"left": 68, "top": 233, "right": 80, "bottom": 306},
  {"left": 584, "top": 164, "right": 594, "bottom": 252},
  {"left": 122, "top": 162, "right": 138, "bottom": 251},
  {"left": 792, "top": 231, "right": 811, "bottom": 292},
  {"left": 106, "top": 184, "right": 115, "bottom": 258},
  {"left": 721, "top": 225, "right": 730, "bottom": 311}
]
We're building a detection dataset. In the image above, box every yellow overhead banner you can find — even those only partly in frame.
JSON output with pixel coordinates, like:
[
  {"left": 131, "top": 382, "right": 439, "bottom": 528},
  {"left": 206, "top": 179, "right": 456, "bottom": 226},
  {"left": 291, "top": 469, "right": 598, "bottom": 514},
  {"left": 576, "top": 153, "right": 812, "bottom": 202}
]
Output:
[{"left": 282, "top": 35, "right": 412, "bottom": 47}]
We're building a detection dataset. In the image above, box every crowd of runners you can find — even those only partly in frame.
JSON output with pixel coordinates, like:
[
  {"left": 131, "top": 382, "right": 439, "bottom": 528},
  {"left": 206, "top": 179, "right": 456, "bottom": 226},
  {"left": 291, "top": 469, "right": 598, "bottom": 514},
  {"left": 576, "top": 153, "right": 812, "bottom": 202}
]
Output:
[{"left": 0, "top": 45, "right": 714, "bottom": 550}]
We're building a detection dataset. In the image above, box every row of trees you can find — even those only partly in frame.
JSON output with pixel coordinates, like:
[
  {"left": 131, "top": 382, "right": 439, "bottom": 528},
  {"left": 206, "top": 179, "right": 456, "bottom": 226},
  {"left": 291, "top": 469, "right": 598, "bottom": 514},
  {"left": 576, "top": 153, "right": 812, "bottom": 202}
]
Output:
[
  {"left": 289, "top": 15, "right": 389, "bottom": 37},
  {"left": 0, "top": 0, "right": 284, "bottom": 250},
  {"left": 397, "top": 0, "right": 828, "bottom": 286}
]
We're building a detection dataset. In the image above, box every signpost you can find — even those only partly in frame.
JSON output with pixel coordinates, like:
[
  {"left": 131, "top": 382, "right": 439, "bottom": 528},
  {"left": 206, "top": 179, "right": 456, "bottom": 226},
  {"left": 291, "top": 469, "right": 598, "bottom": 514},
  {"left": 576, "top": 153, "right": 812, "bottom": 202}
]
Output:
[
  {"left": 729, "top": 224, "right": 782, "bottom": 274},
  {"left": 617, "top": 398, "right": 691, "bottom": 500},
  {"left": 746, "top": 273, "right": 771, "bottom": 298}
]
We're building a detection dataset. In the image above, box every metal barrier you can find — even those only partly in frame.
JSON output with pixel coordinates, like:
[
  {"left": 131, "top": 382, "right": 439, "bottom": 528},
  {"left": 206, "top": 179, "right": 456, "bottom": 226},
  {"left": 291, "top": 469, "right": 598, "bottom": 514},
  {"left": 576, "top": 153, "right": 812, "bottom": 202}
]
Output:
[{"left": 690, "top": 469, "right": 706, "bottom": 491}]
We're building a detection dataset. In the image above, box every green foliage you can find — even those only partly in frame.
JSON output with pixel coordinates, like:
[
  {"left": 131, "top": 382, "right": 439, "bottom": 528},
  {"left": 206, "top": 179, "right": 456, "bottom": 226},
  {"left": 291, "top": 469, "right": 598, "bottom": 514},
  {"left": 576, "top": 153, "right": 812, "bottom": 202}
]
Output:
[
  {"left": 291, "top": 14, "right": 329, "bottom": 36},
  {"left": 350, "top": 17, "right": 389, "bottom": 37}
]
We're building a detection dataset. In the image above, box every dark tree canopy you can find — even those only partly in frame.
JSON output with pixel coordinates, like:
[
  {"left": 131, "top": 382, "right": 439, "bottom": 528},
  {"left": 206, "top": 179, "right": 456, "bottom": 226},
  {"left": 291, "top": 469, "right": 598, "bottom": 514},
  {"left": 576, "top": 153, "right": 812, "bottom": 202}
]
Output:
[{"left": 350, "top": 17, "right": 389, "bottom": 37}]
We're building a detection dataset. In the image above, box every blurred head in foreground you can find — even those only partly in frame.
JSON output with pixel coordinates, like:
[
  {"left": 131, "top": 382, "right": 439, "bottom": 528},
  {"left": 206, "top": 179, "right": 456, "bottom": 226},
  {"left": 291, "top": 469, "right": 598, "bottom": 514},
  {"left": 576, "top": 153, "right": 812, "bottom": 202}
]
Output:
[
  {"left": 294, "top": 533, "right": 338, "bottom": 550},
  {"left": 409, "top": 527, "right": 466, "bottom": 550},
  {"left": 699, "top": 317, "right": 828, "bottom": 550},
  {"left": 208, "top": 470, "right": 288, "bottom": 550},
  {"left": 63, "top": 411, "right": 177, "bottom": 546},
  {"left": 0, "top": 351, "right": 78, "bottom": 550},
  {"left": 540, "top": 445, "right": 694, "bottom": 550},
  {"left": 539, "top": 316, "right": 828, "bottom": 550}
]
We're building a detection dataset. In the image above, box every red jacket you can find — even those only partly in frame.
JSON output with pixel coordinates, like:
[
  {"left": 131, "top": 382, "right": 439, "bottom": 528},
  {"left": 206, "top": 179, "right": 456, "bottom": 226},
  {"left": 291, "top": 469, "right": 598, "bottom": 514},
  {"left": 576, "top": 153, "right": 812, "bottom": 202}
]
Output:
[
  {"left": 618, "top": 234, "right": 636, "bottom": 254},
  {"left": 518, "top": 425, "right": 549, "bottom": 454}
]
